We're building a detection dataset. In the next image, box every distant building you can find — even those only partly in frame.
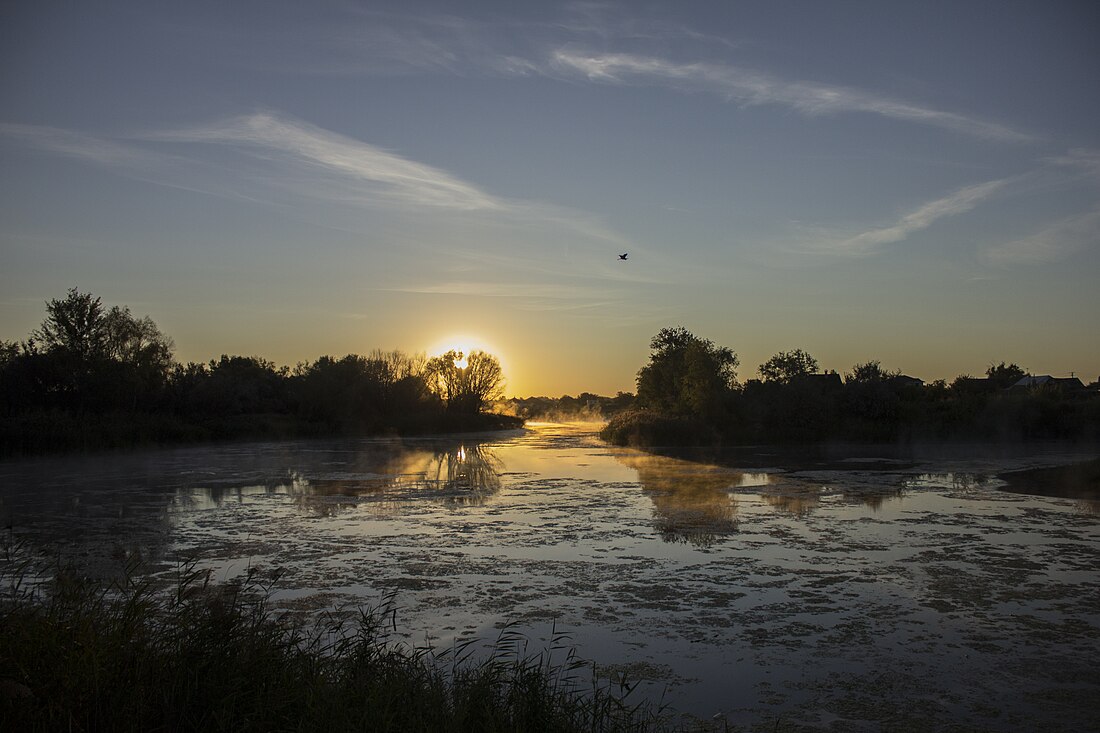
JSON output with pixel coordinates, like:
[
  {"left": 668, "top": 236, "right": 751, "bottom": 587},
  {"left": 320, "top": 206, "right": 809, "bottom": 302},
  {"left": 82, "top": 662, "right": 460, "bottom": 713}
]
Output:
[
  {"left": 1009, "top": 375, "right": 1087, "bottom": 392},
  {"left": 889, "top": 375, "right": 924, "bottom": 389}
]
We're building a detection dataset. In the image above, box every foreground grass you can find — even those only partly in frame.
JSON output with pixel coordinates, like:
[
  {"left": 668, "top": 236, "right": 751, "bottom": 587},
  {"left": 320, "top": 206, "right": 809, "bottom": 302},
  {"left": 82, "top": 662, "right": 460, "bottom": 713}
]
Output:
[{"left": 0, "top": 565, "right": 664, "bottom": 732}]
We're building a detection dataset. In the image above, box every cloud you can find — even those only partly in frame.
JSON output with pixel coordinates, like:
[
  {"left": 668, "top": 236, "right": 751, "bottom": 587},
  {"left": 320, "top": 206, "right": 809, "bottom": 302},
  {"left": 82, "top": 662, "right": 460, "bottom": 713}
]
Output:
[
  {"left": 300, "top": 5, "right": 739, "bottom": 76},
  {"left": 777, "top": 148, "right": 1100, "bottom": 261},
  {"left": 819, "top": 178, "right": 1015, "bottom": 256},
  {"left": 149, "top": 113, "right": 504, "bottom": 212},
  {"left": 1, "top": 114, "right": 509, "bottom": 214},
  {"left": 0, "top": 123, "right": 161, "bottom": 167},
  {"left": 983, "top": 207, "right": 1100, "bottom": 265},
  {"left": 150, "top": 112, "right": 635, "bottom": 247},
  {"left": 548, "top": 51, "right": 1031, "bottom": 143},
  {"left": 1, "top": 113, "right": 622, "bottom": 233},
  {"left": 1, "top": 113, "right": 633, "bottom": 268},
  {"left": 234, "top": 8, "right": 1030, "bottom": 144},
  {"left": 1047, "top": 148, "right": 1100, "bottom": 180}
]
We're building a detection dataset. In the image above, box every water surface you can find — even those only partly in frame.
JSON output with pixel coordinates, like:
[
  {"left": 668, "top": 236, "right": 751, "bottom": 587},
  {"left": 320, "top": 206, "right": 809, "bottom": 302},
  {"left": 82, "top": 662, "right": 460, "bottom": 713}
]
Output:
[{"left": 2, "top": 422, "right": 1098, "bottom": 730}]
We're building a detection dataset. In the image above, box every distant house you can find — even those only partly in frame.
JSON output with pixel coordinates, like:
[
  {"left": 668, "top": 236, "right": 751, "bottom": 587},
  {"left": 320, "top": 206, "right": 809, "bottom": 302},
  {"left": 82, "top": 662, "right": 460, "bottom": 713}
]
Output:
[
  {"left": 889, "top": 374, "right": 924, "bottom": 389},
  {"left": 1009, "top": 375, "right": 1087, "bottom": 392}
]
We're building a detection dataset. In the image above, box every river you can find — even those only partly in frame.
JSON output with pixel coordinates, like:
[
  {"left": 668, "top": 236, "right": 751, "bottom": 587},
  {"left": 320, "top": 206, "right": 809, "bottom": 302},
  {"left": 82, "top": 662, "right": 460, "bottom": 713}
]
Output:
[{"left": 1, "top": 422, "right": 1098, "bottom": 730}]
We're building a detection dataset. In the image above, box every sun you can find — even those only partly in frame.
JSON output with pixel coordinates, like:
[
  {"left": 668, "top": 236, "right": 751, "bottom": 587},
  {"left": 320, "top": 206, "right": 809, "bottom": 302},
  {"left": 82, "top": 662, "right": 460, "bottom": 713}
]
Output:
[{"left": 428, "top": 333, "right": 504, "bottom": 372}]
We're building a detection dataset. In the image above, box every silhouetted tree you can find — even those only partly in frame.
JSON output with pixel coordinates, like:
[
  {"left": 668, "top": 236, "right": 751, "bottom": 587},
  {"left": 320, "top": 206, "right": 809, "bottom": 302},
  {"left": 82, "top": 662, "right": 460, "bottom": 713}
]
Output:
[
  {"left": 293, "top": 355, "right": 382, "bottom": 427},
  {"left": 19, "top": 289, "right": 177, "bottom": 413},
  {"left": 846, "top": 360, "right": 896, "bottom": 383},
  {"left": 191, "top": 355, "right": 290, "bottom": 416},
  {"left": 1, "top": 290, "right": 526, "bottom": 454},
  {"left": 371, "top": 349, "right": 427, "bottom": 382},
  {"left": 758, "top": 349, "right": 819, "bottom": 384},
  {"left": 425, "top": 350, "right": 504, "bottom": 414},
  {"left": 986, "top": 361, "right": 1027, "bottom": 389},
  {"left": 32, "top": 288, "right": 108, "bottom": 360},
  {"left": 636, "top": 327, "right": 738, "bottom": 418},
  {"left": 103, "top": 306, "right": 174, "bottom": 370},
  {"left": 0, "top": 340, "right": 19, "bottom": 365}
]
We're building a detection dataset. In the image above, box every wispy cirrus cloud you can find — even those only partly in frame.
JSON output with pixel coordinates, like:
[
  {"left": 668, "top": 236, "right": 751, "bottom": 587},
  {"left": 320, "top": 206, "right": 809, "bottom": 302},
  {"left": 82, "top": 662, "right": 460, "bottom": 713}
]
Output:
[
  {"left": 983, "top": 206, "right": 1100, "bottom": 265},
  {"left": 1047, "top": 148, "right": 1100, "bottom": 180},
  {"left": 159, "top": 112, "right": 631, "bottom": 245},
  {"left": 235, "top": 7, "right": 1032, "bottom": 144},
  {"left": 0, "top": 123, "right": 162, "bottom": 167},
  {"left": 812, "top": 178, "right": 1016, "bottom": 256},
  {"left": 148, "top": 113, "right": 504, "bottom": 212},
  {"left": 776, "top": 147, "right": 1100, "bottom": 262},
  {"left": 303, "top": 5, "right": 739, "bottom": 76},
  {"left": 548, "top": 51, "right": 1031, "bottom": 143},
  {"left": 0, "top": 112, "right": 630, "bottom": 255}
]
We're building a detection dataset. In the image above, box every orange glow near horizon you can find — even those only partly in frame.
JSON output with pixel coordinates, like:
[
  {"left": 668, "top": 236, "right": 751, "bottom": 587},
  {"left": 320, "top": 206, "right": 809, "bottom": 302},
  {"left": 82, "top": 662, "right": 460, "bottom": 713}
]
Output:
[{"left": 428, "top": 332, "right": 507, "bottom": 378}]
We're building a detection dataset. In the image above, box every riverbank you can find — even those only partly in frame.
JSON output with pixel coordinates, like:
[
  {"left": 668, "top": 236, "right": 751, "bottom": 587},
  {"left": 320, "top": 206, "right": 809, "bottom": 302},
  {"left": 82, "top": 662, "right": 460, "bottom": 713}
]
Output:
[
  {"left": 1000, "top": 458, "right": 1100, "bottom": 501},
  {"left": 0, "top": 410, "right": 524, "bottom": 459},
  {"left": 600, "top": 411, "right": 1100, "bottom": 503}
]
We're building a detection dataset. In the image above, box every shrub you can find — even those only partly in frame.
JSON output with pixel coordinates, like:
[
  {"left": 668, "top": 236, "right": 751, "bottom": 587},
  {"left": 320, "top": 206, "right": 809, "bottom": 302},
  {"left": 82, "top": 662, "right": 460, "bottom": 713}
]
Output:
[{"left": 599, "top": 409, "right": 719, "bottom": 448}]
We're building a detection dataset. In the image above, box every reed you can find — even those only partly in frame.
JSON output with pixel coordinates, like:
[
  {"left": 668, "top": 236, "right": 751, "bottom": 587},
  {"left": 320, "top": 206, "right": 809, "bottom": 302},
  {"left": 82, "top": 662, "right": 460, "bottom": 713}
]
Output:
[{"left": 0, "top": 558, "right": 669, "bottom": 732}]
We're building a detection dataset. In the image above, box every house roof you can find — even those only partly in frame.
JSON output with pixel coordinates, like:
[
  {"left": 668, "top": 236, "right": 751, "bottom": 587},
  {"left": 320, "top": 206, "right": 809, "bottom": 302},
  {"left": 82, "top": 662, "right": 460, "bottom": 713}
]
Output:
[{"left": 1010, "top": 375, "right": 1086, "bottom": 390}]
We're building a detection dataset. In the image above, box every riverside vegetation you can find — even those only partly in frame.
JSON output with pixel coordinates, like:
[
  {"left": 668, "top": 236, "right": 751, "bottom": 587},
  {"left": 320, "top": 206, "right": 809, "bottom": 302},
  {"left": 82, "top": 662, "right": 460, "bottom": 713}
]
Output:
[
  {"left": 5, "top": 294, "right": 1096, "bottom": 456},
  {"left": 0, "top": 289, "right": 520, "bottom": 456},
  {"left": 602, "top": 327, "right": 1100, "bottom": 448},
  {"left": 0, "top": 554, "right": 664, "bottom": 733}
]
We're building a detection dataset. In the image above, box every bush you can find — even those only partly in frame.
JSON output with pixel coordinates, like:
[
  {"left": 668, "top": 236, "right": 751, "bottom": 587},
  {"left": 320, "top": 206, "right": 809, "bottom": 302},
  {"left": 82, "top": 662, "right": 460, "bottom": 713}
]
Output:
[{"left": 599, "top": 409, "right": 719, "bottom": 448}]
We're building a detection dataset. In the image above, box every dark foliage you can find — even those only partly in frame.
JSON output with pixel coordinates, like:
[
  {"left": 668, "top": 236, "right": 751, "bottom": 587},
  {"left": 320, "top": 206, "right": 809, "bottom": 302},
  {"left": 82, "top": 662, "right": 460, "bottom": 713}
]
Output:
[
  {"left": 508, "top": 392, "right": 636, "bottom": 421},
  {"left": 0, "top": 290, "right": 519, "bottom": 456},
  {"left": 0, "top": 564, "right": 664, "bottom": 733},
  {"left": 601, "top": 328, "right": 1100, "bottom": 448},
  {"left": 635, "top": 327, "right": 738, "bottom": 420},
  {"left": 598, "top": 409, "right": 719, "bottom": 447}
]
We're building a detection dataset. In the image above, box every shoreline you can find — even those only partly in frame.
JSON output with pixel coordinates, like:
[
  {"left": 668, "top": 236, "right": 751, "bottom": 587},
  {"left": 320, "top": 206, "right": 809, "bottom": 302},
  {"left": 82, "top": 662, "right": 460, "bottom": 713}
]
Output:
[{"left": 0, "top": 411, "right": 525, "bottom": 461}]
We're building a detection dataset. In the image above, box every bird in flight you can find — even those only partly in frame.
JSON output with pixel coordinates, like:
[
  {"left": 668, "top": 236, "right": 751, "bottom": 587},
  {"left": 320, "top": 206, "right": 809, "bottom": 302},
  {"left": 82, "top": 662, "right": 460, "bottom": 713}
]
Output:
[{"left": 618, "top": 253, "right": 628, "bottom": 260}]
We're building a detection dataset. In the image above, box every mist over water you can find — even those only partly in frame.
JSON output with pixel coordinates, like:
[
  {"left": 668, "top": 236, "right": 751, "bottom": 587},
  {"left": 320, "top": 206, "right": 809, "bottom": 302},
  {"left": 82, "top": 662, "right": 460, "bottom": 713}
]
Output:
[{"left": 2, "top": 422, "right": 1098, "bottom": 729}]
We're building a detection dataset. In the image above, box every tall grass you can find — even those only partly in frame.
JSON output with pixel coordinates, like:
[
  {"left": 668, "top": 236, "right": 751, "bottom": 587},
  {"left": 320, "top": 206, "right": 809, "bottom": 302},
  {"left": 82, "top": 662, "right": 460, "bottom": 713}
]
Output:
[{"left": 0, "top": 558, "right": 667, "bottom": 732}]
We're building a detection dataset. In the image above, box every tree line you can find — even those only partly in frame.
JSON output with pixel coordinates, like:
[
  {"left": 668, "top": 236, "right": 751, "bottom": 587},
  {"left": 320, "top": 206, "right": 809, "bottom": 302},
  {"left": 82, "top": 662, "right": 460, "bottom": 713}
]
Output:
[
  {"left": 602, "top": 326, "right": 1100, "bottom": 447},
  {"left": 506, "top": 393, "right": 636, "bottom": 422},
  {"left": 0, "top": 289, "right": 517, "bottom": 456}
]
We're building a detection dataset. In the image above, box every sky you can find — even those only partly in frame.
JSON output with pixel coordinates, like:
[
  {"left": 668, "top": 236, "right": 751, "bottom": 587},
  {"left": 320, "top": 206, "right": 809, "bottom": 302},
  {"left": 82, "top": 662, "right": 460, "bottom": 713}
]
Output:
[{"left": 2, "top": 1, "right": 1098, "bottom": 396}]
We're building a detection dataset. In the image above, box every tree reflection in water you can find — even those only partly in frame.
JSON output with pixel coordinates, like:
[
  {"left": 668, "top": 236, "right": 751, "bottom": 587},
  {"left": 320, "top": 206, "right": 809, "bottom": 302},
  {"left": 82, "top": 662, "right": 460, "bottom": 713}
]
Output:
[
  {"left": 614, "top": 452, "right": 742, "bottom": 547},
  {"left": 760, "top": 478, "right": 906, "bottom": 514},
  {"left": 173, "top": 471, "right": 305, "bottom": 510},
  {"left": 296, "top": 442, "right": 504, "bottom": 514},
  {"left": 762, "top": 493, "right": 819, "bottom": 515},
  {"left": 423, "top": 444, "right": 503, "bottom": 506},
  {"left": 617, "top": 449, "right": 915, "bottom": 530}
]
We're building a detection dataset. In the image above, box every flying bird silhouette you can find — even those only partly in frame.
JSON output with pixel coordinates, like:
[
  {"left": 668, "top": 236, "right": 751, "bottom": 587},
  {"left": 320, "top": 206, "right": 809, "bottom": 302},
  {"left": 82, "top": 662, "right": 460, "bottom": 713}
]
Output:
[{"left": 618, "top": 253, "right": 628, "bottom": 260}]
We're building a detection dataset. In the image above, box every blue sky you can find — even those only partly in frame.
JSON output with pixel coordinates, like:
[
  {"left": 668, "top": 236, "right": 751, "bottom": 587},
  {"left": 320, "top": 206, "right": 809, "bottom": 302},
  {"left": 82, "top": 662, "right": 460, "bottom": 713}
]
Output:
[{"left": 2, "top": 1, "right": 1098, "bottom": 395}]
